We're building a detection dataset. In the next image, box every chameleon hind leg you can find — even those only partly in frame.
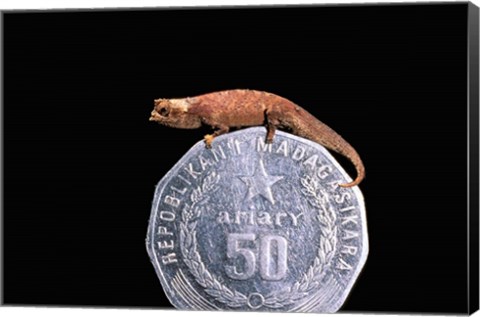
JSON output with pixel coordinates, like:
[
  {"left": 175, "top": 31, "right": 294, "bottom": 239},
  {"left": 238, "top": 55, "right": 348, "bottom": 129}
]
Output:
[
  {"left": 204, "top": 125, "right": 229, "bottom": 148},
  {"left": 265, "top": 109, "right": 282, "bottom": 143}
]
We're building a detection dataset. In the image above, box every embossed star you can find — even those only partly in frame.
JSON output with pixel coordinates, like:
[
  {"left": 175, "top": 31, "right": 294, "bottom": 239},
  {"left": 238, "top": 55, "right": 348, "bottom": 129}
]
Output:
[{"left": 239, "top": 159, "right": 284, "bottom": 205}]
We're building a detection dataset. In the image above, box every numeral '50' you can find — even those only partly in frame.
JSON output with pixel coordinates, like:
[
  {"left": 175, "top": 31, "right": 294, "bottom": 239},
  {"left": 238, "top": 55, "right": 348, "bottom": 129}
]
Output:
[{"left": 225, "top": 233, "right": 287, "bottom": 281}]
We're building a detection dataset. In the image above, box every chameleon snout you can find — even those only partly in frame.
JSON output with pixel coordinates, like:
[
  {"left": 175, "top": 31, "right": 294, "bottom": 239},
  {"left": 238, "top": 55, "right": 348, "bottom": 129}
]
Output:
[{"left": 149, "top": 110, "right": 162, "bottom": 121}]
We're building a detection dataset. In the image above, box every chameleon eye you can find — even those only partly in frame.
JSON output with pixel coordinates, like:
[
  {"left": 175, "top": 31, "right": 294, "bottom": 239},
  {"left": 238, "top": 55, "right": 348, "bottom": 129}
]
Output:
[{"left": 159, "top": 107, "right": 170, "bottom": 116}]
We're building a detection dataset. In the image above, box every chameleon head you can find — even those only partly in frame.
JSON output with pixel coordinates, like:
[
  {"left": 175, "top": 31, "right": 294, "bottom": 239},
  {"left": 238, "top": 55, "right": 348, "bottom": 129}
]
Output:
[{"left": 149, "top": 98, "right": 202, "bottom": 129}]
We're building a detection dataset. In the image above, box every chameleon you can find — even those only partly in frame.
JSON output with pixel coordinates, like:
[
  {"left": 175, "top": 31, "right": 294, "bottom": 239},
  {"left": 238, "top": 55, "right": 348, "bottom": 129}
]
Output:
[{"left": 149, "top": 89, "right": 365, "bottom": 187}]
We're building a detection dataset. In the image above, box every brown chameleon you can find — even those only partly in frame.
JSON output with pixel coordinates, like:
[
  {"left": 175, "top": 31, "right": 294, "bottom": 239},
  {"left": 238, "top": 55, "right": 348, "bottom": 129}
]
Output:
[{"left": 149, "top": 89, "right": 365, "bottom": 187}]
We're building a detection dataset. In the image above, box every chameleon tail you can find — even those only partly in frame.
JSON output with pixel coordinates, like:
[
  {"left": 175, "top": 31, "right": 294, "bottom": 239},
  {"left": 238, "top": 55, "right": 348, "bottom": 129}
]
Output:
[
  {"left": 337, "top": 147, "right": 365, "bottom": 188},
  {"left": 286, "top": 109, "right": 365, "bottom": 187},
  {"left": 319, "top": 133, "right": 365, "bottom": 188}
]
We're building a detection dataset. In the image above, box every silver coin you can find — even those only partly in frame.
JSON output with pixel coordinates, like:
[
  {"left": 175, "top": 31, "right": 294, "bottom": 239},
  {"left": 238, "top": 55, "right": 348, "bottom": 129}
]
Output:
[{"left": 146, "top": 127, "right": 368, "bottom": 313}]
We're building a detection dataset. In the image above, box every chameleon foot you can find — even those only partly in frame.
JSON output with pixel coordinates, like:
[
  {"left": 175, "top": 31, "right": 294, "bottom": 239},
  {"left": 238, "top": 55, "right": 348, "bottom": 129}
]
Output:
[{"left": 204, "top": 134, "right": 214, "bottom": 148}]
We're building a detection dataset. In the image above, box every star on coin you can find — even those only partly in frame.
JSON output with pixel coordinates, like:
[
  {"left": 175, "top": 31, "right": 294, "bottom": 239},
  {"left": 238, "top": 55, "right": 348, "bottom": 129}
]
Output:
[{"left": 239, "top": 159, "right": 284, "bottom": 205}]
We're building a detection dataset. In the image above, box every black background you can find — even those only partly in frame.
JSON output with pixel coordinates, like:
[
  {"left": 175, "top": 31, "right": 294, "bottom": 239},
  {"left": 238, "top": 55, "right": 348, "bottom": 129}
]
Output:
[{"left": 3, "top": 3, "right": 470, "bottom": 314}]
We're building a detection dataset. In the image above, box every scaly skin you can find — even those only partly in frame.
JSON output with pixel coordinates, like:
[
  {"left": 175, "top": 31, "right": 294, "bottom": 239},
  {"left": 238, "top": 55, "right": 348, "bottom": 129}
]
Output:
[{"left": 149, "top": 89, "right": 365, "bottom": 187}]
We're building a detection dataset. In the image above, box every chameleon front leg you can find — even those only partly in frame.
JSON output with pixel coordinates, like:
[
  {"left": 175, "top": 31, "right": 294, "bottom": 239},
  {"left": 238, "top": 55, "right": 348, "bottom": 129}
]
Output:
[{"left": 204, "top": 125, "right": 229, "bottom": 148}]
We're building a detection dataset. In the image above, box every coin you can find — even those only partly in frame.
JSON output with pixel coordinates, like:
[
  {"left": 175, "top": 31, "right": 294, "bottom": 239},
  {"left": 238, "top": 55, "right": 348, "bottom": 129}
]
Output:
[{"left": 146, "top": 127, "right": 368, "bottom": 312}]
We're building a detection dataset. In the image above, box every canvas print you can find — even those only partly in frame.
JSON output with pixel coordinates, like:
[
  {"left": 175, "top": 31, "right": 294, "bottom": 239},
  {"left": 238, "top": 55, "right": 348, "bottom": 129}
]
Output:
[{"left": 2, "top": 2, "right": 479, "bottom": 315}]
